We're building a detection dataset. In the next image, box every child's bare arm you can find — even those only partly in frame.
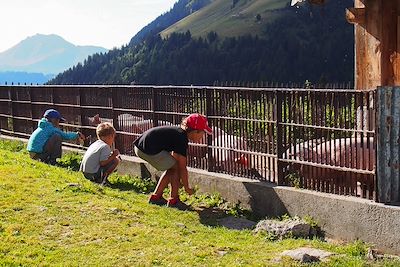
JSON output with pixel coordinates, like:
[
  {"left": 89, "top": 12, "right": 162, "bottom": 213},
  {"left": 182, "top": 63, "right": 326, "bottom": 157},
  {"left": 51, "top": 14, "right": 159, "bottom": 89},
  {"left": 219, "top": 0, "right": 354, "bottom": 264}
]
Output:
[
  {"left": 100, "top": 149, "right": 120, "bottom": 166},
  {"left": 172, "top": 152, "right": 194, "bottom": 195}
]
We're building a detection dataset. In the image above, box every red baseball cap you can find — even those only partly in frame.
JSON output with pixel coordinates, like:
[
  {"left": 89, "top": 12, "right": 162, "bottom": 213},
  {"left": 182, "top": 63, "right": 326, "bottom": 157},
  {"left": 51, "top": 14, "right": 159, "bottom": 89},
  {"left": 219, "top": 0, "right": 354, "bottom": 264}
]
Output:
[{"left": 186, "top": 114, "right": 212, "bottom": 135}]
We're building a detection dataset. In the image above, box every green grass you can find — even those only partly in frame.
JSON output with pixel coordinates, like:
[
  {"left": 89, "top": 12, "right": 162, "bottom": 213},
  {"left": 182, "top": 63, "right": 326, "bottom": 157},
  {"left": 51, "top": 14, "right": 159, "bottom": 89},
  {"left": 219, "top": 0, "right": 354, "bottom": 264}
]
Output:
[
  {"left": 161, "top": 0, "right": 287, "bottom": 39},
  {"left": 0, "top": 140, "right": 398, "bottom": 266}
]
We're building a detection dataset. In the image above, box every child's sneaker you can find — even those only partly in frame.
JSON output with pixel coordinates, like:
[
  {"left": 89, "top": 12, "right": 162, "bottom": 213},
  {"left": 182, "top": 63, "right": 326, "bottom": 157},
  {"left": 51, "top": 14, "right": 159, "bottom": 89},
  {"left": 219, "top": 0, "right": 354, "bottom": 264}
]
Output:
[
  {"left": 148, "top": 194, "right": 167, "bottom": 206},
  {"left": 167, "top": 198, "right": 190, "bottom": 211},
  {"left": 100, "top": 179, "right": 111, "bottom": 187}
]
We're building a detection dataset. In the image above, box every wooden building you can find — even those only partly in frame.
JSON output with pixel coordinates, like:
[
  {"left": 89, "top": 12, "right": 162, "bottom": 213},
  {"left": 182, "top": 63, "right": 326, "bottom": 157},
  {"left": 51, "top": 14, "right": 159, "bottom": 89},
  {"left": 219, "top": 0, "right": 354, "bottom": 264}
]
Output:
[{"left": 346, "top": 0, "right": 400, "bottom": 90}]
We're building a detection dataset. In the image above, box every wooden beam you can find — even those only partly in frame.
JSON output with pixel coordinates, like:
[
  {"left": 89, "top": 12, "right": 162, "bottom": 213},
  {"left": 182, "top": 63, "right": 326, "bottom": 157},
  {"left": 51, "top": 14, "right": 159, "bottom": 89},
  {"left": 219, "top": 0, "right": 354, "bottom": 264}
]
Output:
[
  {"left": 346, "top": 7, "right": 366, "bottom": 25},
  {"left": 381, "top": 0, "right": 397, "bottom": 86},
  {"left": 354, "top": 0, "right": 366, "bottom": 90},
  {"left": 396, "top": 15, "right": 400, "bottom": 85}
]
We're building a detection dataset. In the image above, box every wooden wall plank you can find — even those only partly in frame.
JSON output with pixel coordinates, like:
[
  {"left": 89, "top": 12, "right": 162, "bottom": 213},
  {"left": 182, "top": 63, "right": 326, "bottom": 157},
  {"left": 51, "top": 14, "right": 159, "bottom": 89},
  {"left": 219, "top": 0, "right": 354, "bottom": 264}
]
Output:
[
  {"left": 355, "top": 0, "right": 367, "bottom": 90},
  {"left": 381, "top": 0, "right": 397, "bottom": 86},
  {"left": 354, "top": 0, "right": 400, "bottom": 88},
  {"left": 365, "top": 0, "right": 382, "bottom": 90},
  {"left": 395, "top": 1, "right": 400, "bottom": 85}
]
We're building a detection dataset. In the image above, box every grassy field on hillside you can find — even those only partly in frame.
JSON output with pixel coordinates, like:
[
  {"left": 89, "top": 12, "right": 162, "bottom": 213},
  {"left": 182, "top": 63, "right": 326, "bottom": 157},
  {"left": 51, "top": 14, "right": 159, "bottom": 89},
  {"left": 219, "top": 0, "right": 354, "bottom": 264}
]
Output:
[
  {"left": 0, "top": 140, "right": 398, "bottom": 266},
  {"left": 161, "top": 0, "right": 287, "bottom": 39}
]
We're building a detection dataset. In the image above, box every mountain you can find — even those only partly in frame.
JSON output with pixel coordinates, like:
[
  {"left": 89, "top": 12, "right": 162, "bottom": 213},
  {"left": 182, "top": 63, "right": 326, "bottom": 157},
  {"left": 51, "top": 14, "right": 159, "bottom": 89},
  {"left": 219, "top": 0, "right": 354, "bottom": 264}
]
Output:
[
  {"left": 0, "top": 34, "right": 108, "bottom": 75},
  {"left": 129, "top": 0, "right": 212, "bottom": 46},
  {"left": 49, "top": 0, "right": 354, "bottom": 85}
]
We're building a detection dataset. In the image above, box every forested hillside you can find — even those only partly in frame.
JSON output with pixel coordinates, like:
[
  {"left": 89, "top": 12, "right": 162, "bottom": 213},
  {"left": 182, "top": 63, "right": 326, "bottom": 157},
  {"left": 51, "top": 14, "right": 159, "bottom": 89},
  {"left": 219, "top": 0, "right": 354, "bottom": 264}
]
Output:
[{"left": 49, "top": 0, "right": 354, "bottom": 85}]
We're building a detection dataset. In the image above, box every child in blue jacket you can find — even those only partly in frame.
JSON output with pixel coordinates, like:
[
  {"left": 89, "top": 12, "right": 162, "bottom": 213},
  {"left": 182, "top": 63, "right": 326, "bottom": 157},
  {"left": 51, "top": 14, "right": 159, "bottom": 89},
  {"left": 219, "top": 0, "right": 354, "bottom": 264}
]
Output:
[{"left": 27, "top": 109, "right": 84, "bottom": 165}]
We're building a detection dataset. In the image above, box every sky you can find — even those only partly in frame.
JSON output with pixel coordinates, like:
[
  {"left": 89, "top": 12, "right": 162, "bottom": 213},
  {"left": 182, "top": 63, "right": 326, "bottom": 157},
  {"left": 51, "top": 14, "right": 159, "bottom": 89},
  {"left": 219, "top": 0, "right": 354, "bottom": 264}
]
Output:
[{"left": 0, "top": 0, "right": 177, "bottom": 52}]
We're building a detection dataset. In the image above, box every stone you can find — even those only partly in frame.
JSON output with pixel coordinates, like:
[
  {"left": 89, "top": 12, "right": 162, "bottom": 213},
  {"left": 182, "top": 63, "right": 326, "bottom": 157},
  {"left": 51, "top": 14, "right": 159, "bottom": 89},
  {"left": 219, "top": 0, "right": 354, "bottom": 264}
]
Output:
[
  {"left": 218, "top": 216, "right": 257, "bottom": 230},
  {"left": 109, "top": 208, "right": 123, "bottom": 214},
  {"left": 280, "top": 247, "right": 333, "bottom": 263},
  {"left": 216, "top": 250, "right": 228, "bottom": 256},
  {"left": 366, "top": 247, "right": 377, "bottom": 260},
  {"left": 38, "top": 206, "right": 48, "bottom": 212},
  {"left": 253, "top": 218, "right": 311, "bottom": 238},
  {"left": 176, "top": 223, "right": 187, "bottom": 228}
]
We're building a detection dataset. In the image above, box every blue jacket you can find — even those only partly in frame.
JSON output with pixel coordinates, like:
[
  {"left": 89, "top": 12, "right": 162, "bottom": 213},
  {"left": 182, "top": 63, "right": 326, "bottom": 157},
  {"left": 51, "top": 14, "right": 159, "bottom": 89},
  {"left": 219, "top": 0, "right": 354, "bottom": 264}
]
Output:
[{"left": 27, "top": 118, "right": 78, "bottom": 153}]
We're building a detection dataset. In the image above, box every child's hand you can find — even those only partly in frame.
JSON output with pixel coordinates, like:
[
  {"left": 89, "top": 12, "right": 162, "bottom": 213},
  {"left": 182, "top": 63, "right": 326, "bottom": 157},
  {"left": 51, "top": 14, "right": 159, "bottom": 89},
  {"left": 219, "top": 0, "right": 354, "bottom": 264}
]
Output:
[
  {"left": 77, "top": 132, "right": 85, "bottom": 140},
  {"left": 113, "top": 149, "right": 120, "bottom": 158},
  {"left": 185, "top": 187, "right": 194, "bottom": 195}
]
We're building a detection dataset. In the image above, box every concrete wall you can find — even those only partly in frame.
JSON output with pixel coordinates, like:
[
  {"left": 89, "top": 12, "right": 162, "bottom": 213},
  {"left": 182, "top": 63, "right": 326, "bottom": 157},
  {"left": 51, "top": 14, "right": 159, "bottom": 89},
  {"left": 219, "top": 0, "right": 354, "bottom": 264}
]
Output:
[{"left": 1, "top": 136, "right": 399, "bottom": 255}]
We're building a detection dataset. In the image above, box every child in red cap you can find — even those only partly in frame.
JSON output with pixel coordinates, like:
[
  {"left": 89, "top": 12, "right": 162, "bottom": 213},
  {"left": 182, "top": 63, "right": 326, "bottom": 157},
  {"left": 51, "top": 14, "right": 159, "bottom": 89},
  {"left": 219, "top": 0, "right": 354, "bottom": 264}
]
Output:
[{"left": 133, "top": 113, "right": 212, "bottom": 209}]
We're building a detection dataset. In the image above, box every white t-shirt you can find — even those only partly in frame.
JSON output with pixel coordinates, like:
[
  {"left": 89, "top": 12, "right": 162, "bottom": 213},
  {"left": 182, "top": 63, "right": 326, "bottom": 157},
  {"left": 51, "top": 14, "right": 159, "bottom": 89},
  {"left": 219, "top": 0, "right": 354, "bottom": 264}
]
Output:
[{"left": 80, "top": 140, "right": 112, "bottom": 174}]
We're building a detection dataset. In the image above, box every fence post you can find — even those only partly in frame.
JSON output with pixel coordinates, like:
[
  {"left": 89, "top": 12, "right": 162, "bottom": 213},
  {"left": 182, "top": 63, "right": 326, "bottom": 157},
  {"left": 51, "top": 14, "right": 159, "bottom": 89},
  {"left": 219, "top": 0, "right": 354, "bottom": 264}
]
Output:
[
  {"left": 206, "top": 87, "right": 214, "bottom": 172},
  {"left": 276, "top": 90, "right": 285, "bottom": 185},
  {"left": 28, "top": 86, "right": 34, "bottom": 133},
  {"left": 7, "top": 86, "right": 15, "bottom": 134},
  {"left": 110, "top": 87, "right": 118, "bottom": 128},
  {"left": 110, "top": 87, "right": 121, "bottom": 152},
  {"left": 50, "top": 86, "right": 55, "bottom": 106},
  {"left": 152, "top": 87, "right": 158, "bottom": 127},
  {"left": 376, "top": 86, "right": 400, "bottom": 204},
  {"left": 78, "top": 87, "right": 85, "bottom": 145}
]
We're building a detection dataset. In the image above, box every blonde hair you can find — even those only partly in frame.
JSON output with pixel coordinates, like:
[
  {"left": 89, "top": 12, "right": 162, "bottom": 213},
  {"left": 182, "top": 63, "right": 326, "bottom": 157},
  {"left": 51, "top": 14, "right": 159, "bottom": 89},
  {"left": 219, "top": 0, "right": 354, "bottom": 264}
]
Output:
[{"left": 96, "top": 122, "right": 116, "bottom": 139}]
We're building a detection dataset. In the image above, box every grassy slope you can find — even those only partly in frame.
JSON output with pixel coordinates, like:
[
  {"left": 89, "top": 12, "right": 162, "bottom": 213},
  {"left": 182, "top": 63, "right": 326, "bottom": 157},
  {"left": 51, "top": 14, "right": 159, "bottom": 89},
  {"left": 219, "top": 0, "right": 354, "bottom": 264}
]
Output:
[
  {"left": 0, "top": 142, "right": 397, "bottom": 266},
  {"left": 161, "top": 0, "right": 287, "bottom": 39}
]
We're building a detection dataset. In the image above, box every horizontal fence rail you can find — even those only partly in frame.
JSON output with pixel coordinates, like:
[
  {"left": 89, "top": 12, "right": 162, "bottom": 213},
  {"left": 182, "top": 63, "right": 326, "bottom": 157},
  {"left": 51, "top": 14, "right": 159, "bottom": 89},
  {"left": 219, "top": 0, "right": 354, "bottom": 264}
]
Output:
[{"left": 0, "top": 85, "right": 377, "bottom": 200}]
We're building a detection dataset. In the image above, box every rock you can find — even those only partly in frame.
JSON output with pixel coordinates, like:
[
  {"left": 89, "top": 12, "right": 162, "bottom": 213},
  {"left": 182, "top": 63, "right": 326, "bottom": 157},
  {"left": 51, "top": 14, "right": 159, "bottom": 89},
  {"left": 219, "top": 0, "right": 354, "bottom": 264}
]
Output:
[
  {"left": 300, "top": 254, "right": 319, "bottom": 263},
  {"left": 176, "top": 223, "right": 186, "bottom": 228},
  {"left": 281, "top": 247, "right": 333, "bottom": 263},
  {"left": 38, "top": 206, "right": 48, "bottom": 212},
  {"left": 367, "top": 247, "right": 377, "bottom": 260},
  {"left": 253, "top": 218, "right": 311, "bottom": 238},
  {"left": 216, "top": 250, "right": 228, "bottom": 256},
  {"left": 109, "top": 208, "right": 123, "bottom": 214},
  {"left": 218, "top": 216, "right": 257, "bottom": 230}
]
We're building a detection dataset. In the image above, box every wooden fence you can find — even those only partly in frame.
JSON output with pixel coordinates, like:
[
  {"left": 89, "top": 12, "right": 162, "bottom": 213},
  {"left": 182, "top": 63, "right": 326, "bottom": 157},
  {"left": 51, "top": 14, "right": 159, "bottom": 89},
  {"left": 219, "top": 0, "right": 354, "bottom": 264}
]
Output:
[{"left": 0, "top": 85, "right": 377, "bottom": 200}]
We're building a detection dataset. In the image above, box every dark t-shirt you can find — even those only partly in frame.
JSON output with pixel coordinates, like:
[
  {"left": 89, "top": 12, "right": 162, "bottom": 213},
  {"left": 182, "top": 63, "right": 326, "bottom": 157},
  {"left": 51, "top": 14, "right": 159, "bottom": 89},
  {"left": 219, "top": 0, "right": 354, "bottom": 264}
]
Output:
[{"left": 133, "top": 126, "right": 189, "bottom": 156}]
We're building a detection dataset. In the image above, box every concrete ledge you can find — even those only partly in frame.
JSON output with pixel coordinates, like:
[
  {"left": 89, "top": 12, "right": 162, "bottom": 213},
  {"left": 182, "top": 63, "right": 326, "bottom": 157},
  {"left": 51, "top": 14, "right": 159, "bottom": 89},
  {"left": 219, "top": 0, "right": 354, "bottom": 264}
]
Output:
[{"left": 1, "top": 135, "right": 399, "bottom": 255}]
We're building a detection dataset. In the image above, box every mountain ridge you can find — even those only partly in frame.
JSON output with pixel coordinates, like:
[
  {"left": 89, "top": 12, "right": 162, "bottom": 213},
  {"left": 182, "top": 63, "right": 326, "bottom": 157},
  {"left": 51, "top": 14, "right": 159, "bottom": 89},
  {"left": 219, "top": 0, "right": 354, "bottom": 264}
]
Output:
[{"left": 0, "top": 34, "right": 108, "bottom": 74}]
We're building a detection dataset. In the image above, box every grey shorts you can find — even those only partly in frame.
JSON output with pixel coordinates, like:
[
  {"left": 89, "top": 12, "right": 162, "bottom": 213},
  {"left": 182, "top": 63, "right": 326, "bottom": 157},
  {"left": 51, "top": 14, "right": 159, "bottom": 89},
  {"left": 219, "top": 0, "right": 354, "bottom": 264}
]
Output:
[
  {"left": 134, "top": 146, "right": 176, "bottom": 171},
  {"left": 83, "top": 159, "right": 119, "bottom": 183}
]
